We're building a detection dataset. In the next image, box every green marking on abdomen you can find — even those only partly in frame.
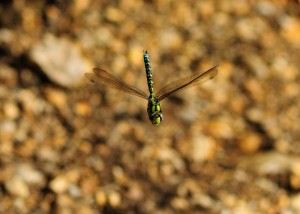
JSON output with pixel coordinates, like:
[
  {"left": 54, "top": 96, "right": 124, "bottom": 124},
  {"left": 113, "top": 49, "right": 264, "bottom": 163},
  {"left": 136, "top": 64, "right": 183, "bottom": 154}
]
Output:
[{"left": 143, "top": 51, "right": 154, "bottom": 95}]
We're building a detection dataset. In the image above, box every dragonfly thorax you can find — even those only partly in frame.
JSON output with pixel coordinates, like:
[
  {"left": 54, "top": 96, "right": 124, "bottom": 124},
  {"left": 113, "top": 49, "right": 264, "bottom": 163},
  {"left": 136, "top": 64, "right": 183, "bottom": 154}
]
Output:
[{"left": 147, "top": 96, "right": 163, "bottom": 125}]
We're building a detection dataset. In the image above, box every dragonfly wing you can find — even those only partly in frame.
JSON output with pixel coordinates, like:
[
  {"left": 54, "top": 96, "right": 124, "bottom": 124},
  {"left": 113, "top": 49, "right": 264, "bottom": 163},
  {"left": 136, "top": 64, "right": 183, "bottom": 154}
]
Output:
[
  {"left": 156, "top": 65, "right": 218, "bottom": 101},
  {"left": 85, "top": 68, "right": 148, "bottom": 100}
]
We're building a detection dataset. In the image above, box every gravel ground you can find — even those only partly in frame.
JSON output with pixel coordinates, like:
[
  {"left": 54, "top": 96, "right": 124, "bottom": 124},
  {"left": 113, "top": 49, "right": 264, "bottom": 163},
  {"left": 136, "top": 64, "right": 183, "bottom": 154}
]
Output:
[{"left": 1, "top": 1, "right": 300, "bottom": 213}]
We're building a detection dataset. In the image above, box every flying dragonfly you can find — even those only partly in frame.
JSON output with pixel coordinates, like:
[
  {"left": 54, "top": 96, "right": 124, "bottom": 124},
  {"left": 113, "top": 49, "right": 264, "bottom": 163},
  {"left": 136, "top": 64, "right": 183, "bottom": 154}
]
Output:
[{"left": 85, "top": 51, "right": 218, "bottom": 125}]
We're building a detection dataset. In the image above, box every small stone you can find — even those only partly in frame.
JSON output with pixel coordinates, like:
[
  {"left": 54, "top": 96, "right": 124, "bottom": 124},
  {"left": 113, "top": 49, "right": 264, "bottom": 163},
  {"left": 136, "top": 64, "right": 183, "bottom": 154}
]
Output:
[
  {"left": 76, "top": 205, "right": 94, "bottom": 214},
  {"left": 128, "top": 46, "right": 144, "bottom": 67},
  {"left": 197, "top": 2, "right": 215, "bottom": 17},
  {"left": 56, "top": 194, "right": 74, "bottom": 207},
  {"left": 4, "top": 101, "right": 20, "bottom": 119},
  {"left": 5, "top": 176, "right": 30, "bottom": 197},
  {"left": 0, "top": 140, "right": 13, "bottom": 155},
  {"left": 280, "top": 16, "right": 300, "bottom": 47},
  {"left": 50, "top": 175, "right": 70, "bottom": 194},
  {"left": 112, "top": 166, "right": 127, "bottom": 185},
  {"left": 171, "top": 197, "right": 189, "bottom": 210},
  {"left": 105, "top": 7, "right": 124, "bottom": 23},
  {"left": 290, "top": 161, "right": 300, "bottom": 190},
  {"left": 244, "top": 78, "right": 264, "bottom": 102},
  {"left": 207, "top": 117, "right": 234, "bottom": 139},
  {"left": 44, "top": 87, "right": 68, "bottom": 110},
  {"left": 275, "top": 140, "right": 290, "bottom": 153},
  {"left": 190, "top": 134, "right": 216, "bottom": 162},
  {"left": 240, "top": 152, "right": 291, "bottom": 175},
  {"left": 80, "top": 175, "right": 98, "bottom": 196},
  {"left": 71, "top": 0, "right": 90, "bottom": 15},
  {"left": 236, "top": 18, "right": 258, "bottom": 41},
  {"left": 108, "top": 191, "right": 121, "bottom": 207},
  {"left": 17, "top": 164, "right": 45, "bottom": 186},
  {"left": 159, "top": 28, "right": 183, "bottom": 50},
  {"left": 68, "top": 185, "right": 82, "bottom": 198},
  {"left": 127, "top": 183, "right": 144, "bottom": 201},
  {"left": 290, "top": 193, "right": 300, "bottom": 213},
  {"left": 192, "top": 193, "right": 215, "bottom": 209},
  {"left": 238, "top": 132, "right": 263, "bottom": 153},
  {"left": 30, "top": 34, "right": 91, "bottom": 88},
  {"left": 243, "top": 54, "right": 269, "bottom": 78},
  {"left": 256, "top": 1, "right": 278, "bottom": 16},
  {"left": 290, "top": 174, "right": 300, "bottom": 190},
  {"left": 95, "top": 190, "right": 107, "bottom": 206},
  {"left": 0, "top": 63, "right": 17, "bottom": 87},
  {"left": 0, "top": 120, "right": 17, "bottom": 139},
  {"left": 246, "top": 107, "right": 264, "bottom": 123},
  {"left": 17, "top": 89, "right": 46, "bottom": 115},
  {"left": 74, "top": 102, "right": 91, "bottom": 116}
]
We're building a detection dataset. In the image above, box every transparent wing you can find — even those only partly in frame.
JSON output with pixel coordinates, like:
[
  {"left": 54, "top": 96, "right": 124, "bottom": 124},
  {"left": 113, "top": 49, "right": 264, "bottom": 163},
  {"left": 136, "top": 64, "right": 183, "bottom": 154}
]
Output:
[
  {"left": 156, "top": 65, "right": 218, "bottom": 101},
  {"left": 85, "top": 68, "right": 148, "bottom": 100}
]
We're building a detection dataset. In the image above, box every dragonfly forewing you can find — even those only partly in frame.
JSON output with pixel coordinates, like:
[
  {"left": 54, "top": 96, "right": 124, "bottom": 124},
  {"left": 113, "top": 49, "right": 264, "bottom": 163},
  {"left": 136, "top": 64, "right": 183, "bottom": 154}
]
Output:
[
  {"left": 85, "top": 68, "right": 148, "bottom": 100},
  {"left": 156, "top": 65, "right": 218, "bottom": 101}
]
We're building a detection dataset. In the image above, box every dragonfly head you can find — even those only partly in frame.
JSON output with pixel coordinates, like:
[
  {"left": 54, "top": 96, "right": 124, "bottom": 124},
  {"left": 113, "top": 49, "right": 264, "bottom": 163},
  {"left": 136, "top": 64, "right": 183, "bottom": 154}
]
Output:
[
  {"left": 150, "top": 111, "right": 163, "bottom": 125},
  {"left": 147, "top": 97, "right": 163, "bottom": 125}
]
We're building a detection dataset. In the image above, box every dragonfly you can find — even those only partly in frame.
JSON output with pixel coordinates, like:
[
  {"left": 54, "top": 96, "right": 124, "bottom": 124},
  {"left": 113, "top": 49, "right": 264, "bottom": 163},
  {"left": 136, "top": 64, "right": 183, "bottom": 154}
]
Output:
[{"left": 85, "top": 51, "right": 218, "bottom": 125}]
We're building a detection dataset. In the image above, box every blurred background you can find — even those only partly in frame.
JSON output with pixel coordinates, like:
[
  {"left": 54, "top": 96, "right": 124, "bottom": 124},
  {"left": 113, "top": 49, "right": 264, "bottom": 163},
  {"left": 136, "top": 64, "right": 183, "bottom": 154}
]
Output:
[{"left": 1, "top": 0, "right": 300, "bottom": 213}]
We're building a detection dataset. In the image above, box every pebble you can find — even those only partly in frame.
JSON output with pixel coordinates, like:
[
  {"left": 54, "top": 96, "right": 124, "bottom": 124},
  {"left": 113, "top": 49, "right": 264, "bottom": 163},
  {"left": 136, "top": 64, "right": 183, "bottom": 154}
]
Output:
[
  {"left": 192, "top": 193, "right": 215, "bottom": 209},
  {"left": 74, "top": 102, "right": 91, "bottom": 116},
  {"left": 240, "top": 152, "right": 291, "bottom": 175},
  {"left": 5, "top": 176, "right": 30, "bottom": 198},
  {"left": 280, "top": 16, "right": 300, "bottom": 47},
  {"left": 207, "top": 117, "right": 234, "bottom": 139},
  {"left": 171, "top": 197, "right": 189, "bottom": 210},
  {"left": 190, "top": 134, "right": 216, "bottom": 162},
  {"left": 240, "top": 152, "right": 300, "bottom": 192},
  {"left": 112, "top": 166, "right": 128, "bottom": 185},
  {"left": 159, "top": 28, "right": 183, "bottom": 50},
  {"left": 290, "top": 174, "right": 300, "bottom": 190},
  {"left": 95, "top": 190, "right": 107, "bottom": 206},
  {"left": 256, "top": 1, "right": 278, "bottom": 16},
  {"left": 0, "top": 63, "right": 18, "bottom": 87},
  {"left": 237, "top": 132, "right": 263, "bottom": 153},
  {"left": 30, "top": 34, "right": 91, "bottom": 88},
  {"left": 0, "top": 120, "right": 17, "bottom": 140},
  {"left": 105, "top": 7, "right": 124, "bottom": 23},
  {"left": 44, "top": 87, "right": 68, "bottom": 110},
  {"left": 128, "top": 46, "right": 144, "bottom": 67},
  {"left": 17, "top": 164, "right": 45, "bottom": 186},
  {"left": 127, "top": 182, "right": 144, "bottom": 201},
  {"left": 68, "top": 185, "right": 82, "bottom": 198},
  {"left": 290, "top": 193, "right": 300, "bottom": 213},
  {"left": 243, "top": 54, "right": 269, "bottom": 79},
  {"left": 17, "top": 89, "right": 46, "bottom": 115},
  {"left": 108, "top": 191, "right": 121, "bottom": 207},
  {"left": 71, "top": 0, "right": 90, "bottom": 15},
  {"left": 56, "top": 194, "right": 74, "bottom": 207},
  {"left": 3, "top": 101, "right": 20, "bottom": 119},
  {"left": 290, "top": 161, "right": 300, "bottom": 190},
  {"left": 244, "top": 78, "right": 264, "bottom": 102},
  {"left": 49, "top": 175, "right": 70, "bottom": 194}
]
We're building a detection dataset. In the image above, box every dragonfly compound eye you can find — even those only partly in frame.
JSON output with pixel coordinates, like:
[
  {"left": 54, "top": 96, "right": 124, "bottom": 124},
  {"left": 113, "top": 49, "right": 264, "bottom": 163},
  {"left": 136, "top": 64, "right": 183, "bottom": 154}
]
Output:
[{"left": 151, "top": 112, "right": 163, "bottom": 125}]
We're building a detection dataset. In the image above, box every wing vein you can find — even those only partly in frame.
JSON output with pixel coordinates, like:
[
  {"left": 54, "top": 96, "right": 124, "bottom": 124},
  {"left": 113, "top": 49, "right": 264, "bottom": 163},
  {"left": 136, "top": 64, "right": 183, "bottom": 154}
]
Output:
[
  {"left": 85, "top": 68, "right": 148, "bottom": 100},
  {"left": 156, "top": 65, "right": 218, "bottom": 101}
]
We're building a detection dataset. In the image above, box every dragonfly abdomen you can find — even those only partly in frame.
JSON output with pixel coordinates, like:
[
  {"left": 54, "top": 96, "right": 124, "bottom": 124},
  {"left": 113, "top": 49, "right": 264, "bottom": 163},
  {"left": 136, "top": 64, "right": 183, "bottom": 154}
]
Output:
[{"left": 143, "top": 51, "right": 154, "bottom": 95}]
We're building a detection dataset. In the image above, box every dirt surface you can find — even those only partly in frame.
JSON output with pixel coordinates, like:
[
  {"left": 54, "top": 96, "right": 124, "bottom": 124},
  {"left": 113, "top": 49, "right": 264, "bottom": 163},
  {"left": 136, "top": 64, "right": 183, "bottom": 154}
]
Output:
[{"left": 1, "top": 1, "right": 300, "bottom": 213}]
